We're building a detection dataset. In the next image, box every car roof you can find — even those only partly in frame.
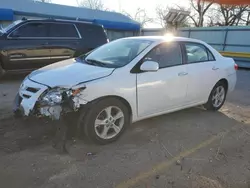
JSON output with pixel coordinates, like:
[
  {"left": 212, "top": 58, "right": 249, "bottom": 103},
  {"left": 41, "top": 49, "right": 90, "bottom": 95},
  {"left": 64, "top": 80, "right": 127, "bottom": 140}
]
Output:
[{"left": 123, "top": 36, "right": 206, "bottom": 44}]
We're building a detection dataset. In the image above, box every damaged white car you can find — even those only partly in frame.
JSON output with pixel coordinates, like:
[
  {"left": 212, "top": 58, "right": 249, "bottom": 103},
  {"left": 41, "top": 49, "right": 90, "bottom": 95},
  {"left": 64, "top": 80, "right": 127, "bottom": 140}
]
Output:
[{"left": 14, "top": 36, "right": 237, "bottom": 144}]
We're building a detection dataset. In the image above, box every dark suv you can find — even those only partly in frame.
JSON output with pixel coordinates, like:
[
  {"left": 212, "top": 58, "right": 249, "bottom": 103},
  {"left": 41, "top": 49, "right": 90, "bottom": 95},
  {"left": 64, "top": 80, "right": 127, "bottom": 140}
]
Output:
[{"left": 0, "top": 19, "right": 108, "bottom": 77}]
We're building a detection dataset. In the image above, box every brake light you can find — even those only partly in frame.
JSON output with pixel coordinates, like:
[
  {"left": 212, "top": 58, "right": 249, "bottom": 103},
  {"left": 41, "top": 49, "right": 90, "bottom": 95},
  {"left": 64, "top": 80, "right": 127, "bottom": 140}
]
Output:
[{"left": 234, "top": 63, "right": 238, "bottom": 70}]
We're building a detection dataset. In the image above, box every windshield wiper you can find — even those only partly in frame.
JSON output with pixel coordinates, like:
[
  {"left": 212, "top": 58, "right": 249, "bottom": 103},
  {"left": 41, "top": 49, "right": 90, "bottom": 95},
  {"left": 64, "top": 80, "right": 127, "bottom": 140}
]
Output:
[{"left": 85, "top": 59, "right": 108, "bottom": 67}]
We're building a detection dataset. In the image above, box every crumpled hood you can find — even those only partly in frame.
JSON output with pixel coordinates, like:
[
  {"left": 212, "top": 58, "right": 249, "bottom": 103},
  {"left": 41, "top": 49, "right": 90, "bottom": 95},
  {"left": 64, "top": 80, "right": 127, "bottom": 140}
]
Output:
[{"left": 28, "top": 58, "right": 114, "bottom": 87}]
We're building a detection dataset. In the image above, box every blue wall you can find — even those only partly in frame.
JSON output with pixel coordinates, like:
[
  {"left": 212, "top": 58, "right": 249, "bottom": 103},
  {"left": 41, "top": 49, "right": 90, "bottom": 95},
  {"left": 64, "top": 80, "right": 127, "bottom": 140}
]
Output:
[{"left": 0, "top": 8, "right": 13, "bottom": 21}]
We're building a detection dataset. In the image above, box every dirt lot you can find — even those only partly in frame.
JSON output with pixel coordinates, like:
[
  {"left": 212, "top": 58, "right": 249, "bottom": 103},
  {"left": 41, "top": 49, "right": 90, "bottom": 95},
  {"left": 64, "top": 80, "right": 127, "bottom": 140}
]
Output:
[{"left": 0, "top": 70, "right": 250, "bottom": 188}]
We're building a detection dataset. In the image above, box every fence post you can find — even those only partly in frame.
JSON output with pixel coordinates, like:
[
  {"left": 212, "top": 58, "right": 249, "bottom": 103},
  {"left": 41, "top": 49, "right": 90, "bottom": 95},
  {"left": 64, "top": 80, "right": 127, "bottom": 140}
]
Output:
[{"left": 223, "top": 29, "right": 228, "bottom": 51}]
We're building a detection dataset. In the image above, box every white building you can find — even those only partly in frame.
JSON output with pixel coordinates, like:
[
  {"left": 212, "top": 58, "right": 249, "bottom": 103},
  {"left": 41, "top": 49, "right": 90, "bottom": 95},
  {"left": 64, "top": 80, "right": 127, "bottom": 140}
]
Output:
[{"left": 0, "top": 0, "right": 141, "bottom": 40}]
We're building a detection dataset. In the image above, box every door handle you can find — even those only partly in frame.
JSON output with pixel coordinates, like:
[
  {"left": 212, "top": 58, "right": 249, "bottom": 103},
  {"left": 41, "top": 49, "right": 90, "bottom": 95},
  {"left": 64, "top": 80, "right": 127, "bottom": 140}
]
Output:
[
  {"left": 212, "top": 67, "right": 219, "bottom": 70},
  {"left": 178, "top": 72, "right": 188, "bottom": 76}
]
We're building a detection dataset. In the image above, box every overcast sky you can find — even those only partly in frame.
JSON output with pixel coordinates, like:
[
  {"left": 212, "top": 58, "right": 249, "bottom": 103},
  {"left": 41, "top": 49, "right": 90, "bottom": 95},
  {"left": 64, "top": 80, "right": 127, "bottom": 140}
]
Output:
[{"left": 51, "top": 0, "right": 189, "bottom": 28}]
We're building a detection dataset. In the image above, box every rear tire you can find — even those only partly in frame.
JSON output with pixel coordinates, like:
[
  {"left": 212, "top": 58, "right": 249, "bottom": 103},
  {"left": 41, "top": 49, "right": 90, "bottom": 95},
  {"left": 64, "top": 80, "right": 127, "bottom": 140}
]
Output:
[
  {"left": 78, "top": 98, "right": 130, "bottom": 145},
  {"left": 204, "top": 81, "right": 227, "bottom": 111}
]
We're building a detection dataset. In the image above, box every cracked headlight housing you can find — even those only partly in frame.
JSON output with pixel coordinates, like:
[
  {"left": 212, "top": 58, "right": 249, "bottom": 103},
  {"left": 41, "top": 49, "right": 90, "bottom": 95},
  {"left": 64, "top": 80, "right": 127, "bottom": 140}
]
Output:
[
  {"left": 39, "top": 86, "right": 86, "bottom": 106},
  {"left": 40, "top": 88, "right": 68, "bottom": 106}
]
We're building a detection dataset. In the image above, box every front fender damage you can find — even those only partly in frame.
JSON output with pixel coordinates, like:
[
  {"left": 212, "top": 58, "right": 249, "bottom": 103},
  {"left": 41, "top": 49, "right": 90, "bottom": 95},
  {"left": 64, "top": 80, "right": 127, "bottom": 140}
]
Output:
[{"left": 37, "top": 92, "right": 88, "bottom": 120}]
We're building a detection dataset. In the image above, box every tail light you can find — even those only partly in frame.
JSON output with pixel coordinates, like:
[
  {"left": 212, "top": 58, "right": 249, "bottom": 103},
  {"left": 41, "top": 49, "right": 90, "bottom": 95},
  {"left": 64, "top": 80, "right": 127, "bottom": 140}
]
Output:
[{"left": 234, "top": 63, "right": 238, "bottom": 70}]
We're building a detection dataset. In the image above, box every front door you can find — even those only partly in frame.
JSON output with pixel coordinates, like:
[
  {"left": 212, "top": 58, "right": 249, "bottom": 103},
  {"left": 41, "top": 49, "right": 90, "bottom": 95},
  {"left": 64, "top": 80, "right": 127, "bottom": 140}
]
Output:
[
  {"left": 137, "top": 42, "right": 189, "bottom": 117},
  {"left": 5, "top": 22, "right": 51, "bottom": 70}
]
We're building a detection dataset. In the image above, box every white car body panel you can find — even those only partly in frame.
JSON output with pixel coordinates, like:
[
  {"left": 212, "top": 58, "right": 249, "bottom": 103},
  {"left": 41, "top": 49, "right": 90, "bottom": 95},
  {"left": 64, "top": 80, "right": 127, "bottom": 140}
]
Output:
[
  {"left": 28, "top": 58, "right": 115, "bottom": 87},
  {"left": 186, "top": 61, "right": 218, "bottom": 104},
  {"left": 17, "top": 36, "right": 237, "bottom": 123},
  {"left": 137, "top": 65, "right": 188, "bottom": 117}
]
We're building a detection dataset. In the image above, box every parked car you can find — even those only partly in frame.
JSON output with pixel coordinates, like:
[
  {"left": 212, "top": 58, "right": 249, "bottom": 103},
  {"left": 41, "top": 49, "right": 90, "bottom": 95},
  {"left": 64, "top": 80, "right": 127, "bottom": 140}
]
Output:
[
  {"left": 14, "top": 36, "right": 237, "bottom": 144},
  {"left": 0, "top": 19, "right": 108, "bottom": 78}
]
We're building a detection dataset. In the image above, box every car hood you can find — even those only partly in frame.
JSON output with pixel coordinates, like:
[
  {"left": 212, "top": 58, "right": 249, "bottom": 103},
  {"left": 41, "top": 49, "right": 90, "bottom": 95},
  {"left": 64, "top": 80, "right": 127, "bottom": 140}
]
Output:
[{"left": 28, "top": 58, "right": 115, "bottom": 88}]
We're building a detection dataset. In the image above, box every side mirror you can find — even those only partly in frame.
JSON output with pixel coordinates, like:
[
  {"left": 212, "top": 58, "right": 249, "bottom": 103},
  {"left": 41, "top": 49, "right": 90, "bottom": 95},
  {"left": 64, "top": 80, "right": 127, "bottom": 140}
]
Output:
[{"left": 140, "top": 61, "right": 159, "bottom": 72}]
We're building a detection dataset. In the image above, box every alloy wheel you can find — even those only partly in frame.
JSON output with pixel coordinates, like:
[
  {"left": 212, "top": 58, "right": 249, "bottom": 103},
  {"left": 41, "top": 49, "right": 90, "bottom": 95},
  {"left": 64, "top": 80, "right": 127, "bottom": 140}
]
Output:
[
  {"left": 212, "top": 86, "right": 225, "bottom": 108},
  {"left": 94, "top": 106, "right": 125, "bottom": 140}
]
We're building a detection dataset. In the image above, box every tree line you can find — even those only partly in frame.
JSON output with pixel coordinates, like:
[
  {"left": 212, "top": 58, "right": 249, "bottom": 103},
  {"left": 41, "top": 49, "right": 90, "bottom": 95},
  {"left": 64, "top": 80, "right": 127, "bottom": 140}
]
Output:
[{"left": 36, "top": 0, "right": 250, "bottom": 28}]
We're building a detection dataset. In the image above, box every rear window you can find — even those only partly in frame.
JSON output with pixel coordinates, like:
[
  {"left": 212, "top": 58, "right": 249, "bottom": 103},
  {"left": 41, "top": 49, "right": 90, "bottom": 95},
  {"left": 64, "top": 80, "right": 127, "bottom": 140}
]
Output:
[{"left": 49, "top": 23, "right": 79, "bottom": 38}]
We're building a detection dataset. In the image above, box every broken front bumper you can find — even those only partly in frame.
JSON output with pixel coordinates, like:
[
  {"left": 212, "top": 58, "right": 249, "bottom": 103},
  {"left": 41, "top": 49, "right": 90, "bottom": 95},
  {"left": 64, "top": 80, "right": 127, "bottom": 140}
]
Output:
[
  {"left": 13, "top": 78, "right": 64, "bottom": 119},
  {"left": 13, "top": 78, "right": 86, "bottom": 120},
  {"left": 14, "top": 78, "right": 48, "bottom": 116},
  {"left": 13, "top": 92, "right": 63, "bottom": 120}
]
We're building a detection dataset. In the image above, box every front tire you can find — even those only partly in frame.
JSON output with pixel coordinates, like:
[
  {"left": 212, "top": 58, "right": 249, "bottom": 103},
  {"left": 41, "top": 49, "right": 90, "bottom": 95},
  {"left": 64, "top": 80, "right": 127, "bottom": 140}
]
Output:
[
  {"left": 204, "top": 82, "right": 227, "bottom": 111},
  {"left": 78, "top": 98, "right": 130, "bottom": 145}
]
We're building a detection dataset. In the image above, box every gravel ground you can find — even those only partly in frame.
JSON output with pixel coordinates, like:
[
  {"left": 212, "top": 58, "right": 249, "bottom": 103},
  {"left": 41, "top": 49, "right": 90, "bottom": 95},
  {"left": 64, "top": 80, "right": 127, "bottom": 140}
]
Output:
[{"left": 0, "top": 70, "right": 250, "bottom": 188}]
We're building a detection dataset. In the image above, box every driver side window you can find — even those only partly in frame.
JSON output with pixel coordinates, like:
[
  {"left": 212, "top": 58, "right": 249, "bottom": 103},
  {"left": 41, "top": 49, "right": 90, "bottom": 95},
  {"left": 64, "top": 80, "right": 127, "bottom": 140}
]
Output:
[
  {"left": 144, "top": 42, "right": 182, "bottom": 68},
  {"left": 9, "top": 23, "right": 48, "bottom": 38}
]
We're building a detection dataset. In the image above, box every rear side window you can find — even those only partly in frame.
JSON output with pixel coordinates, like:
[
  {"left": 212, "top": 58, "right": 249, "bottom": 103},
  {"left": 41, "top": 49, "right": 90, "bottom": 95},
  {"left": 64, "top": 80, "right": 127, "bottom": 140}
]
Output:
[
  {"left": 49, "top": 23, "right": 79, "bottom": 38},
  {"left": 208, "top": 50, "right": 215, "bottom": 61},
  {"left": 144, "top": 42, "right": 182, "bottom": 68},
  {"left": 76, "top": 23, "right": 107, "bottom": 44},
  {"left": 184, "top": 43, "right": 215, "bottom": 63},
  {"left": 10, "top": 22, "right": 49, "bottom": 38}
]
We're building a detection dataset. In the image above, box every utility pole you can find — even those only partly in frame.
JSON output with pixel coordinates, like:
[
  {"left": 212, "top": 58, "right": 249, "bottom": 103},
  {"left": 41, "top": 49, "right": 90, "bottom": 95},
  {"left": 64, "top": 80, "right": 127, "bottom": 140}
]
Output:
[{"left": 118, "top": 0, "right": 121, "bottom": 12}]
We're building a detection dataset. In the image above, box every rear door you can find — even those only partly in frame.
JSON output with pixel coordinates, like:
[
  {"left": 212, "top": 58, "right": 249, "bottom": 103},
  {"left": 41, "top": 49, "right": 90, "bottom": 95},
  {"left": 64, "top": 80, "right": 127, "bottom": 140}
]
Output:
[
  {"left": 183, "top": 42, "right": 219, "bottom": 104},
  {"left": 48, "top": 22, "right": 81, "bottom": 63},
  {"left": 5, "top": 22, "right": 51, "bottom": 70}
]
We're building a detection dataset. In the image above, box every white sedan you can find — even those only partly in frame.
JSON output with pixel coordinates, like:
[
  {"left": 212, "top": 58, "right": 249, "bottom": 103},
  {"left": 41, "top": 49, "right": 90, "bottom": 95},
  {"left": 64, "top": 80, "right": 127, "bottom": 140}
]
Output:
[{"left": 14, "top": 36, "right": 237, "bottom": 144}]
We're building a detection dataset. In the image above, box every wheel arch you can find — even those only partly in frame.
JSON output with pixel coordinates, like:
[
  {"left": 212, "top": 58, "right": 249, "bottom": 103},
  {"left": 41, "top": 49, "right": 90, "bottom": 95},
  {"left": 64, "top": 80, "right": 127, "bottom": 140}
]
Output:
[
  {"left": 86, "top": 95, "right": 133, "bottom": 121},
  {"left": 205, "top": 78, "right": 229, "bottom": 103},
  {"left": 217, "top": 78, "right": 228, "bottom": 92},
  {"left": 204, "top": 78, "right": 229, "bottom": 111}
]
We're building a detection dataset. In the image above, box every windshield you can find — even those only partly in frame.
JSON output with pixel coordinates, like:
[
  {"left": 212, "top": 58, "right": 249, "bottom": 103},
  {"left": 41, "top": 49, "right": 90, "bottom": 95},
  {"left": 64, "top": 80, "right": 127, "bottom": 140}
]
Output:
[
  {"left": 82, "top": 38, "right": 152, "bottom": 68},
  {"left": 0, "top": 20, "right": 22, "bottom": 33}
]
